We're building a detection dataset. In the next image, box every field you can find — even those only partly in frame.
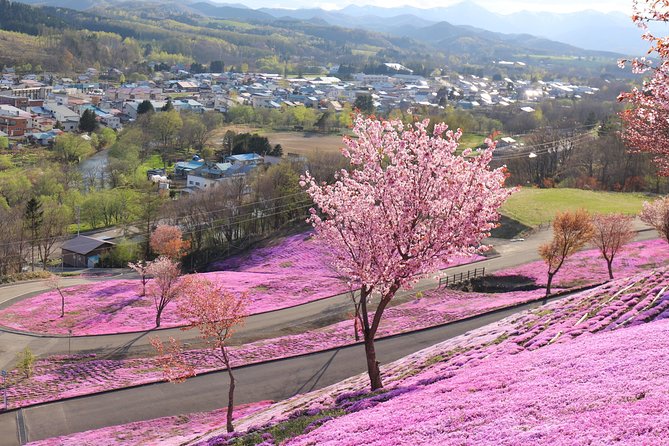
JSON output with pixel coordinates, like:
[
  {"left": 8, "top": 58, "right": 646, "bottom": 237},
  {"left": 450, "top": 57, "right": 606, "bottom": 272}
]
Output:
[
  {"left": 501, "top": 188, "right": 650, "bottom": 227},
  {"left": 191, "top": 266, "right": 669, "bottom": 446}
]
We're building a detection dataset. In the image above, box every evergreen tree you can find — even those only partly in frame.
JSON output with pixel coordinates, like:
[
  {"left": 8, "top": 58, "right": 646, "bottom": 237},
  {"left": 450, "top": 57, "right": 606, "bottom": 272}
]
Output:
[
  {"left": 354, "top": 94, "right": 375, "bottom": 114},
  {"left": 161, "top": 99, "right": 174, "bottom": 112},
  {"left": 137, "top": 100, "right": 154, "bottom": 115},
  {"left": 79, "top": 109, "right": 98, "bottom": 132},
  {"left": 210, "top": 60, "right": 224, "bottom": 73},
  {"left": 24, "top": 198, "right": 43, "bottom": 272}
]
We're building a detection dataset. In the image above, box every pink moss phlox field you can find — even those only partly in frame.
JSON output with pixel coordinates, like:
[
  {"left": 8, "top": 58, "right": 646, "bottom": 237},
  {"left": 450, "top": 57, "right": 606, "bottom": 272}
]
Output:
[
  {"left": 1, "top": 287, "right": 544, "bottom": 410},
  {"left": 191, "top": 267, "right": 669, "bottom": 445},
  {"left": 0, "top": 233, "right": 482, "bottom": 335},
  {"left": 497, "top": 238, "right": 669, "bottom": 288},
  {"left": 26, "top": 401, "right": 273, "bottom": 446},
  {"left": 287, "top": 319, "right": 669, "bottom": 446}
]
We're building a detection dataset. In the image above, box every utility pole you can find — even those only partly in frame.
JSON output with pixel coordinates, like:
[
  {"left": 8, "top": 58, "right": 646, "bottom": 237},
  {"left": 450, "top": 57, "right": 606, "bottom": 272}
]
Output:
[{"left": 76, "top": 206, "right": 81, "bottom": 236}]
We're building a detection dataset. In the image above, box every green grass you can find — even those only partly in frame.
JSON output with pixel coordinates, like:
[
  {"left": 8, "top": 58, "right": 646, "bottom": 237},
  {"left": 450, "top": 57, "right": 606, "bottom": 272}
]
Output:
[
  {"left": 137, "top": 154, "right": 165, "bottom": 176},
  {"left": 501, "top": 188, "right": 649, "bottom": 227},
  {"left": 232, "top": 409, "right": 345, "bottom": 445}
]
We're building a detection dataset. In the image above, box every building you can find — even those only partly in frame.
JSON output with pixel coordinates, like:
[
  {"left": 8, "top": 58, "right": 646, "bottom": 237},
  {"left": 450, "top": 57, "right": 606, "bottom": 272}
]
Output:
[{"left": 61, "top": 235, "right": 115, "bottom": 268}]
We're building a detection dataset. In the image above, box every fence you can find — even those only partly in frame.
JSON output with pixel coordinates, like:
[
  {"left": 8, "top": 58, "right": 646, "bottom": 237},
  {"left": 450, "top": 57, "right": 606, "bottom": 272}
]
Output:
[{"left": 438, "top": 267, "right": 486, "bottom": 288}]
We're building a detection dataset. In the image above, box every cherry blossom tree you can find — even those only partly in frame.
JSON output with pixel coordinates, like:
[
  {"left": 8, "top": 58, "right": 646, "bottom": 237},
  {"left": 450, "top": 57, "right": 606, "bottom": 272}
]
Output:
[
  {"left": 618, "top": 0, "right": 669, "bottom": 174},
  {"left": 640, "top": 197, "right": 669, "bottom": 243},
  {"left": 150, "top": 225, "right": 190, "bottom": 260},
  {"left": 146, "top": 256, "right": 181, "bottom": 327},
  {"left": 45, "top": 274, "right": 66, "bottom": 318},
  {"left": 301, "top": 114, "right": 512, "bottom": 390},
  {"left": 589, "top": 213, "right": 635, "bottom": 279},
  {"left": 128, "top": 260, "right": 149, "bottom": 296},
  {"left": 540, "top": 210, "right": 594, "bottom": 296},
  {"left": 178, "top": 275, "right": 246, "bottom": 433}
]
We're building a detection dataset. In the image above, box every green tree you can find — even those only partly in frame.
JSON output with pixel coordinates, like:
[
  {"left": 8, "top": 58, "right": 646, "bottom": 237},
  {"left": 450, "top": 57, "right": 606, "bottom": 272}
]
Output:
[
  {"left": 0, "top": 170, "right": 31, "bottom": 206},
  {"left": 16, "top": 347, "right": 35, "bottom": 378},
  {"left": 161, "top": 99, "right": 174, "bottom": 112},
  {"left": 79, "top": 109, "right": 99, "bottom": 132},
  {"left": 210, "top": 60, "right": 224, "bottom": 73},
  {"left": 150, "top": 110, "right": 183, "bottom": 168},
  {"left": 98, "top": 127, "right": 117, "bottom": 149},
  {"left": 137, "top": 100, "right": 154, "bottom": 115},
  {"left": 53, "top": 134, "right": 94, "bottom": 164},
  {"left": 24, "top": 198, "right": 43, "bottom": 271},
  {"left": 354, "top": 95, "right": 375, "bottom": 114},
  {"left": 0, "top": 136, "right": 8, "bottom": 149}
]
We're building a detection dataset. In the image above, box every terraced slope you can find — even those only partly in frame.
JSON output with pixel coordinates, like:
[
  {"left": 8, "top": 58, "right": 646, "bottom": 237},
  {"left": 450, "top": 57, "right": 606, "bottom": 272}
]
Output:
[{"left": 191, "top": 268, "right": 669, "bottom": 446}]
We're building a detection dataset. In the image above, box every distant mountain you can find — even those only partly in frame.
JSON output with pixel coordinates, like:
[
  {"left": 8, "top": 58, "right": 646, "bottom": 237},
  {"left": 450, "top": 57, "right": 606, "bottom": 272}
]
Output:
[
  {"left": 257, "top": 1, "right": 651, "bottom": 55},
  {"left": 190, "top": 2, "right": 274, "bottom": 21}
]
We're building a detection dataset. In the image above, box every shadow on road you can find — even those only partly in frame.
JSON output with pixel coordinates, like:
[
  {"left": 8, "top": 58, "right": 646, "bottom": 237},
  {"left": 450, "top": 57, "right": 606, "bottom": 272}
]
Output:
[
  {"left": 293, "top": 349, "right": 339, "bottom": 396},
  {"left": 101, "top": 330, "right": 153, "bottom": 359}
]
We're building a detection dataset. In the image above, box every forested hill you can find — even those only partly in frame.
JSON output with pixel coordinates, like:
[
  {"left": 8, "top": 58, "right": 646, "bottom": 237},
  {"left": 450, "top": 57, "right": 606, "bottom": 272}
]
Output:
[{"left": 0, "top": 0, "right": 623, "bottom": 76}]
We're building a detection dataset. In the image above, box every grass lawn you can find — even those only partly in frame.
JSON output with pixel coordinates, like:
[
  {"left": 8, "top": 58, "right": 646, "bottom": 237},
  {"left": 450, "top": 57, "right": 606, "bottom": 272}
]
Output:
[
  {"left": 137, "top": 154, "right": 166, "bottom": 176},
  {"left": 501, "top": 188, "right": 650, "bottom": 227}
]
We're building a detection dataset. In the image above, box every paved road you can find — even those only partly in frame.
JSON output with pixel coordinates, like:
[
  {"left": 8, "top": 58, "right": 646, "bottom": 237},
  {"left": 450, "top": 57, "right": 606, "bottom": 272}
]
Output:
[
  {"left": 0, "top": 223, "right": 657, "bottom": 444},
  {"left": 0, "top": 291, "right": 571, "bottom": 444},
  {"left": 0, "top": 228, "right": 557, "bottom": 371}
]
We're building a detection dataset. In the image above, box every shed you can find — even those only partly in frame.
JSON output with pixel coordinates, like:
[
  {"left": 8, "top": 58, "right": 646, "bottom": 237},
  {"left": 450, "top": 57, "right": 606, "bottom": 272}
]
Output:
[{"left": 61, "top": 235, "right": 115, "bottom": 268}]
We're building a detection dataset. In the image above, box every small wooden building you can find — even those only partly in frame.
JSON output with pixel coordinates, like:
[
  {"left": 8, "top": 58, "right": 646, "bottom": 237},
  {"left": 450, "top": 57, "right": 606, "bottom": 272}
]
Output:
[{"left": 61, "top": 236, "right": 115, "bottom": 268}]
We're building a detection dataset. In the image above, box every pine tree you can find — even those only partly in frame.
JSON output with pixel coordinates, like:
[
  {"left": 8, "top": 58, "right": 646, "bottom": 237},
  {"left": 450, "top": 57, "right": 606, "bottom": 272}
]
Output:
[
  {"left": 137, "top": 100, "right": 154, "bottom": 115},
  {"left": 79, "top": 109, "right": 98, "bottom": 133},
  {"left": 24, "top": 198, "right": 43, "bottom": 272}
]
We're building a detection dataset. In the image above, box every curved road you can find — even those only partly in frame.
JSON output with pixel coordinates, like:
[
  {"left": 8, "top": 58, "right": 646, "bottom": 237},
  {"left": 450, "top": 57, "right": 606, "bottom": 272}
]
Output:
[
  {"left": 0, "top": 223, "right": 658, "bottom": 444},
  {"left": 1, "top": 291, "right": 570, "bottom": 444}
]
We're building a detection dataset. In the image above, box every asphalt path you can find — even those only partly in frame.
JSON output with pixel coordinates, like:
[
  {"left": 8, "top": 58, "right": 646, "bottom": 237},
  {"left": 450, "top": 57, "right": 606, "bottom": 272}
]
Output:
[
  {"left": 0, "top": 223, "right": 658, "bottom": 444},
  {"left": 1, "top": 289, "right": 573, "bottom": 444},
  {"left": 0, "top": 229, "right": 557, "bottom": 371}
]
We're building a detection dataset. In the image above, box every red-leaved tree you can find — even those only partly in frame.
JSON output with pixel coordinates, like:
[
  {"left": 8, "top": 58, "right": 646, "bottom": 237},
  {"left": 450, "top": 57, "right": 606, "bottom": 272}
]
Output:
[
  {"left": 178, "top": 275, "right": 246, "bottom": 433},
  {"left": 540, "top": 210, "right": 594, "bottom": 296},
  {"left": 640, "top": 197, "right": 669, "bottom": 243},
  {"left": 146, "top": 256, "right": 181, "bottom": 327},
  {"left": 590, "top": 213, "right": 635, "bottom": 279},
  {"left": 619, "top": 0, "right": 669, "bottom": 174},
  {"left": 301, "top": 115, "right": 512, "bottom": 390},
  {"left": 150, "top": 225, "right": 190, "bottom": 260},
  {"left": 150, "top": 337, "right": 196, "bottom": 383}
]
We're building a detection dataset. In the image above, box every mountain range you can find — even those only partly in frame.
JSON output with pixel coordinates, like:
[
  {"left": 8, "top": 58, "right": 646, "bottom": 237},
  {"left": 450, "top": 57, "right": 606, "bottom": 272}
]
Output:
[
  {"left": 257, "top": 2, "right": 651, "bottom": 56},
  {"left": 15, "top": 0, "right": 653, "bottom": 55}
]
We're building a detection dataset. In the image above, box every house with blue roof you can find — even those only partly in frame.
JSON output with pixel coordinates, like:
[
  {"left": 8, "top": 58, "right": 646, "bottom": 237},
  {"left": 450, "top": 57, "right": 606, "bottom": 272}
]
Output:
[
  {"left": 225, "top": 153, "right": 264, "bottom": 166},
  {"left": 184, "top": 154, "right": 264, "bottom": 192}
]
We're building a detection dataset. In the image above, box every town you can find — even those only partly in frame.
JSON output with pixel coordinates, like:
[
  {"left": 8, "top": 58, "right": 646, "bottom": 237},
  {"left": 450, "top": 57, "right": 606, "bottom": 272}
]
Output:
[{"left": 2, "top": 0, "right": 669, "bottom": 445}]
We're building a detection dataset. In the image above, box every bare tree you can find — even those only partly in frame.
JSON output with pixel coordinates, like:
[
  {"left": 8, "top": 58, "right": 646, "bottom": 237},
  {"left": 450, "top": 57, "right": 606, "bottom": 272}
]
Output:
[{"left": 590, "top": 213, "right": 635, "bottom": 279}]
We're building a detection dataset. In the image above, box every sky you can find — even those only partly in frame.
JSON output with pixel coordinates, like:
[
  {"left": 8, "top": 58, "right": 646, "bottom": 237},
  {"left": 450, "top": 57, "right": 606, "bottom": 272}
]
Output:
[{"left": 223, "top": 0, "right": 633, "bottom": 14}]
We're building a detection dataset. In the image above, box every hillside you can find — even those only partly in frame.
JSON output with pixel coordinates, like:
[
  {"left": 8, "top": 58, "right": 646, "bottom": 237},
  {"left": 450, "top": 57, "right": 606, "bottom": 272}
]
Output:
[
  {"left": 1, "top": 0, "right": 624, "bottom": 74},
  {"left": 186, "top": 267, "right": 669, "bottom": 445}
]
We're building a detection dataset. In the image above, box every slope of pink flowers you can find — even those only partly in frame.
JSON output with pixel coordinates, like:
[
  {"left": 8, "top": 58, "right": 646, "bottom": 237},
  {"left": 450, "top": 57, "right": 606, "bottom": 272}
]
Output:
[
  {"left": 288, "top": 318, "right": 669, "bottom": 446},
  {"left": 189, "top": 267, "right": 669, "bottom": 446},
  {"left": 499, "top": 237, "right": 669, "bottom": 288},
  {"left": 0, "top": 233, "right": 482, "bottom": 335},
  {"left": 1, "top": 287, "right": 544, "bottom": 410},
  {"left": 26, "top": 401, "right": 273, "bottom": 446}
]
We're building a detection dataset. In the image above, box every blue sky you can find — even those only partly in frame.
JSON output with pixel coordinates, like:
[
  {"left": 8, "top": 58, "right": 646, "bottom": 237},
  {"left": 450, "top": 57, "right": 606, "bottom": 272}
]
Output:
[{"left": 219, "top": 0, "right": 632, "bottom": 14}]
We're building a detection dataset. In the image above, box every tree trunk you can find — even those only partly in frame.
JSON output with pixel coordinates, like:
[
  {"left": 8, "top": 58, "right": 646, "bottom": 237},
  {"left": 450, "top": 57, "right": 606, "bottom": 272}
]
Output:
[
  {"left": 359, "top": 286, "right": 383, "bottom": 391},
  {"left": 60, "top": 292, "right": 65, "bottom": 318},
  {"left": 155, "top": 308, "right": 162, "bottom": 327},
  {"left": 607, "top": 260, "right": 614, "bottom": 280},
  {"left": 221, "top": 346, "right": 235, "bottom": 432},
  {"left": 546, "top": 272, "right": 554, "bottom": 296},
  {"left": 363, "top": 331, "right": 383, "bottom": 390}
]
